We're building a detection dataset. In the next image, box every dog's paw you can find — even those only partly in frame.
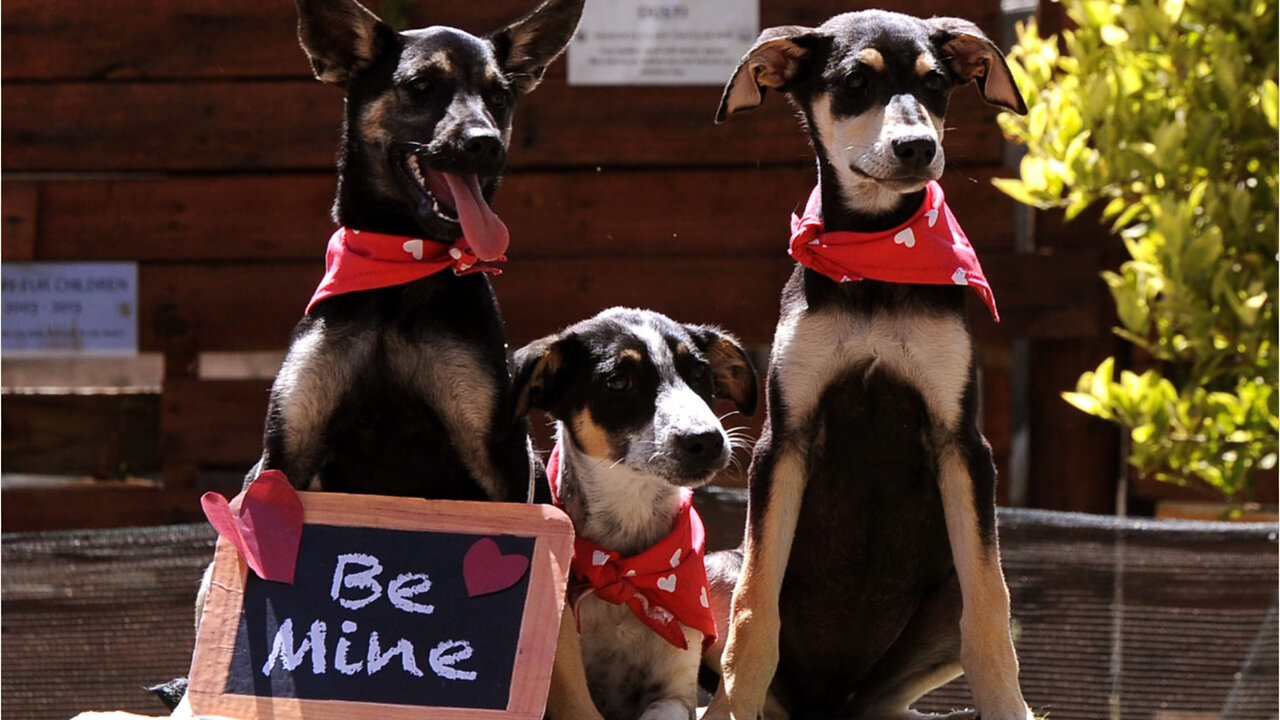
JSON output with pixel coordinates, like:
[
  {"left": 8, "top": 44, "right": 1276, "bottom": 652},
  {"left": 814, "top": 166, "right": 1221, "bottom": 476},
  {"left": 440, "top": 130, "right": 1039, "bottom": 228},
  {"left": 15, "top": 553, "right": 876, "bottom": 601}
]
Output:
[
  {"left": 146, "top": 677, "right": 188, "bottom": 711},
  {"left": 640, "top": 698, "right": 695, "bottom": 720}
]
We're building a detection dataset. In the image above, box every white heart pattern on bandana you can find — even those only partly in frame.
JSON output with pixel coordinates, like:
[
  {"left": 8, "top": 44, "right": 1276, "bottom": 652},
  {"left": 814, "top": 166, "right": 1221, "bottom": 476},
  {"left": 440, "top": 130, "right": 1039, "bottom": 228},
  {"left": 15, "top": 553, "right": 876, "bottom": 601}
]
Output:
[
  {"left": 402, "top": 239, "right": 424, "bottom": 260},
  {"left": 700, "top": 586, "right": 710, "bottom": 608},
  {"left": 656, "top": 574, "right": 677, "bottom": 593},
  {"left": 448, "top": 247, "right": 463, "bottom": 260},
  {"left": 893, "top": 227, "right": 916, "bottom": 248},
  {"left": 669, "top": 548, "right": 682, "bottom": 568},
  {"left": 592, "top": 550, "right": 609, "bottom": 566},
  {"left": 925, "top": 209, "right": 939, "bottom": 228},
  {"left": 951, "top": 268, "right": 969, "bottom": 285}
]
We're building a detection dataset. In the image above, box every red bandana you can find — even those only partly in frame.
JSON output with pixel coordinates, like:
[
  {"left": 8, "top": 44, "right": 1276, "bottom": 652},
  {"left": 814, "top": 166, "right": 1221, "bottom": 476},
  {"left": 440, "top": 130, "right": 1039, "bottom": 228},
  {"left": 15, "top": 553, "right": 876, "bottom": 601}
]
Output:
[
  {"left": 306, "top": 227, "right": 503, "bottom": 314},
  {"left": 547, "top": 444, "right": 717, "bottom": 651},
  {"left": 788, "top": 181, "right": 999, "bottom": 320}
]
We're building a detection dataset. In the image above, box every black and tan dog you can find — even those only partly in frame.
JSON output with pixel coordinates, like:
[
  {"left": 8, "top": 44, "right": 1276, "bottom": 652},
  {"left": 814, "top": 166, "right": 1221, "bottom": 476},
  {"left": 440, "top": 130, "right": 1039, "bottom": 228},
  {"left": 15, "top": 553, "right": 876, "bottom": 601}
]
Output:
[
  {"left": 154, "top": 1, "right": 585, "bottom": 711},
  {"left": 703, "top": 11, "right": 1033, "bottom": 720},
  {"left": 253, "top": 0, "right": 584, "bottom": 501},
  {"left": 511, "top": 308, "right": 757, "bottom": 720}
]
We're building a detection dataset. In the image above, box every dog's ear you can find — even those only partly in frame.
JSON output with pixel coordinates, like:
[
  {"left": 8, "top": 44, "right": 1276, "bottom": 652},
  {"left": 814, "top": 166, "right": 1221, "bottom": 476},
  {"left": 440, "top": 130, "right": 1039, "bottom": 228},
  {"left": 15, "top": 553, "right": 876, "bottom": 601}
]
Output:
[
  {"left": 927, "top": 17, "right": 1027, "bottom": 115},
  {"left": 717, "top": 26, "right": 821, "bottom": 123},
  {"left": 489, "top": 0, "right": 586, "bottom": 96},
  {"left": 510, "top": 334, "right": 570, "bottom": 421},
  {"left": 295, "top": 0, "right": 389, "bottom": 87},
  {"left": 686, "top": 325, "right": 759, "bottom": 416}
]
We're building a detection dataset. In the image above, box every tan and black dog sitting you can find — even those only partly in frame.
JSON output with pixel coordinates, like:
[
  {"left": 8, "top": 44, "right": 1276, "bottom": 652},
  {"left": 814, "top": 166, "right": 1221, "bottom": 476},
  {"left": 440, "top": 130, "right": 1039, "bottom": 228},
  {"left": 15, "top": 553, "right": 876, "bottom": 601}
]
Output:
[
  {"left": 511, "top": 308, "right": 757, "bottom": 720},
  {"left": 152, "top": 0, "right": 586, "bottom": 711},
  {"left": 253, "top": 0, "right": 584, "bottom": 502},
  {"left": 703, "top": 10, "right": 1034, "bottom": 720}
]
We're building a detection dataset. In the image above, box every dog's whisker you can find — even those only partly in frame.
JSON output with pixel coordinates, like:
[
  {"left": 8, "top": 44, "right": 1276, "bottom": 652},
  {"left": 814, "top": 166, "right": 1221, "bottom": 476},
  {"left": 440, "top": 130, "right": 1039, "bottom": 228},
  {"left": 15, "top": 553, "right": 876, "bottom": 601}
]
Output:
[{"left": 726, "top": 451, "right": 743, "bottom": 471}]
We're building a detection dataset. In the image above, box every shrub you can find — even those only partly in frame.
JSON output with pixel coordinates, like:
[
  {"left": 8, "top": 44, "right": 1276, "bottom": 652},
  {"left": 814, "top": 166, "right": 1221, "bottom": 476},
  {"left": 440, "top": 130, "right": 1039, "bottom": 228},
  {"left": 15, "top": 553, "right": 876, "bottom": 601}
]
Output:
[{"left": 996, "top": 0, "right": 1278, "bottom": 500}]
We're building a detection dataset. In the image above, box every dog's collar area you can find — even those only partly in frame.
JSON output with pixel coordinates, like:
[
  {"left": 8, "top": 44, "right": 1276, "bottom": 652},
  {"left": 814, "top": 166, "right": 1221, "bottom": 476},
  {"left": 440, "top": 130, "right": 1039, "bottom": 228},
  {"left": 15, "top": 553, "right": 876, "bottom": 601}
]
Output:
[
  {"left": 305, "top": 227, "right": 503, "bottom": 314},
  {"left": 547, "top": 443, "right": 718, "bottom": 652},
  {"left": 789, "top": 181, "right": 1000, "bottom": 320}
]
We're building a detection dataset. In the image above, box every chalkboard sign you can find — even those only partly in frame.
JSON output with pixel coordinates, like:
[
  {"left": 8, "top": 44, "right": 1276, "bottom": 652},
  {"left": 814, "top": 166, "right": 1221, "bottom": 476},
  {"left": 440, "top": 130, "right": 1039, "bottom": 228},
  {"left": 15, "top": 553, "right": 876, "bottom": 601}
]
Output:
[{"left": 188, "top": 493, "right": 573, "bottom": 719}]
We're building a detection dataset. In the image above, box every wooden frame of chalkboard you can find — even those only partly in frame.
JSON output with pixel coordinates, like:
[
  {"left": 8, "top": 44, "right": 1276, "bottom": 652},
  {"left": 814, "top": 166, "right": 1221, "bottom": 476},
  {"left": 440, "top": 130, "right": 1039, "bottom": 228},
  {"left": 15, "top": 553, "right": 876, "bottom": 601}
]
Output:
[{"left": 187, "top": 493, "right": 573, "bottom": 719}]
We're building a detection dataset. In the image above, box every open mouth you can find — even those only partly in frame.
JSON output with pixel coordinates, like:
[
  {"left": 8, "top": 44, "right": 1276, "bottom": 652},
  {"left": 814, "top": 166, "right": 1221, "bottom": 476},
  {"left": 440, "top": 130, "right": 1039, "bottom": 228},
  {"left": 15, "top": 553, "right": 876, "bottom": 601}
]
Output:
[{"left": 396, "top": 147, "right": 510, "bottom": 262}]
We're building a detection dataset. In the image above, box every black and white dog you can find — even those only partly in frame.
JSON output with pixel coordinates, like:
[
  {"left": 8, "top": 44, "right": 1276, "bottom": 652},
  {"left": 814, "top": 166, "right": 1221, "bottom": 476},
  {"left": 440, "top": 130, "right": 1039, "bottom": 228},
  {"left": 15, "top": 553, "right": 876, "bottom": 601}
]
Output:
[
  {"left": 511, "top": 308, "right": 757, "bottom": 720},
  {"left": 703, "top": 11, "right": 1033, "bottom": 720},
  {"left": 255, "top": 0, "right": 583, "bottom": 501}
]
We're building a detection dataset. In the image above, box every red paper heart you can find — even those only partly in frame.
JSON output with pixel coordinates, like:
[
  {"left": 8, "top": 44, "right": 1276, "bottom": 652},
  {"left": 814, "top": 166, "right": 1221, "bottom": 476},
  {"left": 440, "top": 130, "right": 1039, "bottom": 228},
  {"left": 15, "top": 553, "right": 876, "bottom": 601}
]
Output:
[
  {"left": 201, "top": 470, "right": 304, "bottom": 584},
  {"left": 463, "top": 537, "right": 530, "bottom": 598}
]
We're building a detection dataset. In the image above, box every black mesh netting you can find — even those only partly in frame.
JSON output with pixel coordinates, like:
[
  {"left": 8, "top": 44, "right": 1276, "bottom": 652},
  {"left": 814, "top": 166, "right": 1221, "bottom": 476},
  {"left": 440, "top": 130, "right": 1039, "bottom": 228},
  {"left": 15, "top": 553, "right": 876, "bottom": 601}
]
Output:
[
  {"left": 914, "top": 510, "right": 1278, "bottom": 720},
  {"left": 2, "top": 524, "right": 215, "bottom": 719},
  {"left": 2, "top": 507, "right": 1276, "bottom": 719}
]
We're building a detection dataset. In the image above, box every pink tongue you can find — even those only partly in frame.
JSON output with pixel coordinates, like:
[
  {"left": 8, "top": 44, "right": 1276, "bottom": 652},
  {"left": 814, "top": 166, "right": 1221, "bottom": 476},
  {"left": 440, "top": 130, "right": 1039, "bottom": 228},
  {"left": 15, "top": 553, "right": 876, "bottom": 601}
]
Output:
[{"left": 441, "top": 173, "right": 509, "bottom": 261}]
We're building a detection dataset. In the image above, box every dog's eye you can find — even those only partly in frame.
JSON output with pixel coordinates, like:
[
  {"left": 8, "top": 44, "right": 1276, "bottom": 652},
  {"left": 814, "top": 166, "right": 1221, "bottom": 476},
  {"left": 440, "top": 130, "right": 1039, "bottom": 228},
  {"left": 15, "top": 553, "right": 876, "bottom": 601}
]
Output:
[
  {"left": 605, "top": 373, "right": 633, "bottom": 392},
  {"left": 922, "top": 71, "right": 947, "bottom": 92},
  {"left": 409, "top": 78, "right": 433, "bottom": 94},
  {"left": 489, "top": 90, "right": 510, "bottom": 110},
  {"left": 846, "top": 70, "right": 867, "bottom": 90},
  {"left": 689, "top": 364, "right": 711, "bottom": 385}
]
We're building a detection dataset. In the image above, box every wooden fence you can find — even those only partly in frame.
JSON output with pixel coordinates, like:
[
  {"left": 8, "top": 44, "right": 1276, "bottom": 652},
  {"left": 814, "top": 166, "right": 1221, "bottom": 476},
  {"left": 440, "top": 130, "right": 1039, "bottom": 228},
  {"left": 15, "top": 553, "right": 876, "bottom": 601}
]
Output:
[{"left": 1, "top": 0, "right": 1127, "bottom": 530}]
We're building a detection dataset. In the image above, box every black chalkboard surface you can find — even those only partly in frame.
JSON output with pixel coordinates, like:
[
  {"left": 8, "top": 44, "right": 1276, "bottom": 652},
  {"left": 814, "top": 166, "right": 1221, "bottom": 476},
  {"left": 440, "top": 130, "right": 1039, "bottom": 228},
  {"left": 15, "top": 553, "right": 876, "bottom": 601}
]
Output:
[{"left": 188, "top": 494, "right": 573, "bottom": 720}]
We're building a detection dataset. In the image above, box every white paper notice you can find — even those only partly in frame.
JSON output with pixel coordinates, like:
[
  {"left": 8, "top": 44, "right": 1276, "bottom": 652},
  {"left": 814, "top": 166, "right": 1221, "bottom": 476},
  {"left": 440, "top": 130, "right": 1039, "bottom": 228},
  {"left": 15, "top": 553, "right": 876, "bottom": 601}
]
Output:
[
  {"left": 1, "top": 262, "right": 139, "bottom": 355},
  {"left": 567, "top": 0, "right": 759, "bottom": 86}
]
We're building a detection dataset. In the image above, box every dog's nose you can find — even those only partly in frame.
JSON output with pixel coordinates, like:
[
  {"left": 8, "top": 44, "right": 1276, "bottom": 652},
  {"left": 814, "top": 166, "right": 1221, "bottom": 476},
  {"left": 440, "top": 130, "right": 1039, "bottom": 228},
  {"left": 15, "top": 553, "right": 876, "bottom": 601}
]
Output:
[
  {"left": 675, "top": 429, "right": 725, "bottom": 463},
  {"left": 462, "top": 128, "right": 505, "bottom": 164},
  {"left": 891, "top": 136, "right": 937, "bottom": 171}
]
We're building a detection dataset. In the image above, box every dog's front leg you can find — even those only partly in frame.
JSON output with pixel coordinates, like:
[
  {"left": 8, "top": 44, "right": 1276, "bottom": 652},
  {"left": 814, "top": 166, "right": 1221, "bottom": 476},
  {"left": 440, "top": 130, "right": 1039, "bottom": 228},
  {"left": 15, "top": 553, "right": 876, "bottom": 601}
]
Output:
[
  {"left": 936, "top": 438, "right": 1032, "bottom": 720},
  {"left": 705, "top": 441, "right": 807, "bottom": 720},
  {"left": 546, "top": 605, "right": 605, "bottom": 720},
  {"left": 258, "top": 322, "right": 372, "bottom": 489}
]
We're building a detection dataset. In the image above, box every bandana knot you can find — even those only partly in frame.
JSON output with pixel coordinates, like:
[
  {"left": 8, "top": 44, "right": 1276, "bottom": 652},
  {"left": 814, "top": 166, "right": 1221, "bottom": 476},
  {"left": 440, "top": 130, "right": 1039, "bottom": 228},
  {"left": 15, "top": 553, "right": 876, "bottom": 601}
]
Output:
[
  {"left": 788, "top": 181, "right": 999, "bottom": 320},
  {"left": 306, "top": 227, "right": 503, "bottom": 313},
  {"left": 547, "top": 444, "right": 717, "bottom": 651}
]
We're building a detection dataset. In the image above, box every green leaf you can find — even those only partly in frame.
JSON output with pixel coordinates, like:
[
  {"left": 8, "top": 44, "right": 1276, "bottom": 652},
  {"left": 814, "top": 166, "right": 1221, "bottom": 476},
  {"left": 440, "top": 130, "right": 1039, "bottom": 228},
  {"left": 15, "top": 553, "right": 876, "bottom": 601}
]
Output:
[
  {"left": 1100, "top": 24, "right": 1131, "bottom": 47},
  {"left": 1263, "top": 80, "right": 1279, "bottom": 129},
  {"left": 1063, "top": 391, "right": 1113, "bottom": 419},
  {"left": 1091, "top": 357, "right": 1116, "bottom": 399},
  {"left": 1132, "top": 423, "right": 1157, "bottom": 443},
  {"left": 992, "top": 178, "right": 1051, "bottom": 208}
]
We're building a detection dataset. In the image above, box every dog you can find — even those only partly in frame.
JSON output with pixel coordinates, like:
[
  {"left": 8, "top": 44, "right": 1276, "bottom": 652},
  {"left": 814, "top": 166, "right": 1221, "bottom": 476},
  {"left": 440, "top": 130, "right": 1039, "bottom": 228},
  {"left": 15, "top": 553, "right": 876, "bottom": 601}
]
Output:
[
  {"left": 510, "top": 307, "right": 758, "bottom": 720},
  {"left": 252, "top": 0, "right": 584, "bottom": 501},
  {"left": 153, "top": 2, "right": 585, "bottom": 712},
  {"left": 702, "top": 11, "right": 1033, "bottom": 720}
]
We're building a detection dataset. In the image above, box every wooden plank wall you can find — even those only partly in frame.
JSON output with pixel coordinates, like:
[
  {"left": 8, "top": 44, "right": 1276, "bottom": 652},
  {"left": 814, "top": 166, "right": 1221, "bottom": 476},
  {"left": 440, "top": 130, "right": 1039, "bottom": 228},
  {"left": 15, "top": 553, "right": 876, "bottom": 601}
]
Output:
[{"left": 1, "top": 0, "right": 1121, "bottom": 530}]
